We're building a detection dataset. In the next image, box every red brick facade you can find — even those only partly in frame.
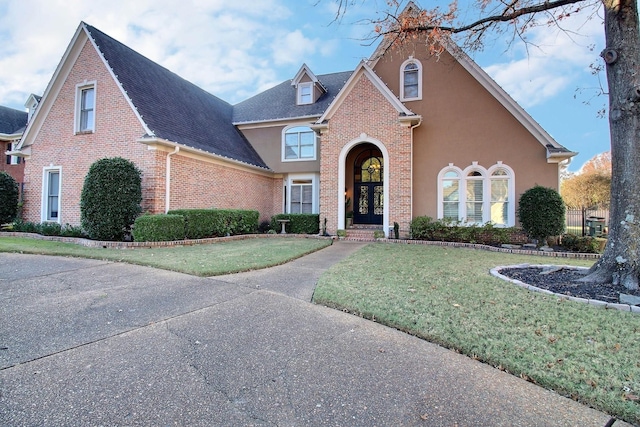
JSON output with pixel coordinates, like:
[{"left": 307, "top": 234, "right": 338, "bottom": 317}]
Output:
[{"left": 22, "top": 38, "right": 281, "bottom": 226}]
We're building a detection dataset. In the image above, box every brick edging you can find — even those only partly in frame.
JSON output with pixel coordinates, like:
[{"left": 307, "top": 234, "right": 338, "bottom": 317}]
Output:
[
  {"left": 0, "top": 232, "right": 332, "bottom": 249},
  {"left": 490, "top": 264, "right": 640, "bottom": 314},
  {"left": 341, "top": 237, "right": 602, "bottom": 260}
]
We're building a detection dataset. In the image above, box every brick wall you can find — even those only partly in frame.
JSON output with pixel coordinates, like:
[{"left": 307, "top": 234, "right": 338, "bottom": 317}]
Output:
[
  {"left": 21, "top": 38, "right": 282, "bottom": 227},
  {"left": 319, "top": 72, "right": 413, "bottom": 235}
]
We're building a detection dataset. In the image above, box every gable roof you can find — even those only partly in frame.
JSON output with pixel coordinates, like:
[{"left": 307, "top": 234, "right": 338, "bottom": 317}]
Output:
[
  {"left": 83, "top": 24, "right": 267, "bottom": 168},
  {"left": 233, "top": 71, "right": 352, "bottom": 124},
  {"left": 368, "top": 3, "right": 575, "bottom": 162},
  {"left": 0, "top": 106, "right": 28, "bottom": 137},
  {"left": 315, "top": 61, "right": 421, "bottom": 126}
]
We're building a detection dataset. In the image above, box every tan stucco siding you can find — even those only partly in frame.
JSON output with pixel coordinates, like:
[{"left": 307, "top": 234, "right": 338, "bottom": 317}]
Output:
[
  {"left": 241, "top": 126, "right": 321, "bottom": 174},
  {"left": 373, "top": 44, "right": 559, "bottom": 221}
]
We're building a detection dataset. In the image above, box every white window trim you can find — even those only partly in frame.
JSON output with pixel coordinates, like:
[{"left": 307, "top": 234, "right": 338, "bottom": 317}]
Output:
[
  {"left": 437, "top": 162, "right": 515, "bottom": 227},
  {"left": 297, "top": 82, "right": 314, "bottom": 105},
  {"left": 7, "top": 142, "right": 21, "bottom": 165},
  {"left": 285, "top": 173, "right": 319, "bottom": 214},
  {"left": 41, "top": 166, "right": 62, "bottom": 223},
  {"left": 74, "top": 81, "right": 96, "bottom": 133},
  {"left": 281, "top": 125, "right": 317, "bottom": 162},
  {"left": 400, "top": 57, "right": 422, "bottom": 101}
]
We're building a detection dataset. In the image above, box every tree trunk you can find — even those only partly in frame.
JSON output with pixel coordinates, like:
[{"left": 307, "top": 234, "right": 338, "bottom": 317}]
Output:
[{"left": 581, "top": 0, "right": 640, "bottom": 290}]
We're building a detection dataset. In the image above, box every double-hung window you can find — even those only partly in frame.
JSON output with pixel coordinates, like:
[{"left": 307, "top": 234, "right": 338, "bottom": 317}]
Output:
[
  {"left": 297, "top": 82, "right": 313, "bottom": 105},
  {"left": 42, "top": 167, "right": 61, "bottom": 222},
  {"left": 75, "top": 83, "right": 96, "bottom": 133},
  {"left": 290, "top": 180, "right": 313, "bottom": 214},
  {"left": 283, "top": 126, "right": 316, "bottom": 161}
]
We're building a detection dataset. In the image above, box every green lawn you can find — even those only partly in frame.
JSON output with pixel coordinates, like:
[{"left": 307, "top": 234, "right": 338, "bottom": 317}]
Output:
[
  {"left": 313, "top": 243, "right": 640, "bottom": 425},
  {"left": 0, "top": 236, "right": 332, "bottom": 276}
]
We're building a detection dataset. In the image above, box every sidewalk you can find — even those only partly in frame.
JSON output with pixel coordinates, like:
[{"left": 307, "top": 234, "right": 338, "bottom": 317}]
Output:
[{"left": 0, "top": 244, "right": 630, "bottom": 426}]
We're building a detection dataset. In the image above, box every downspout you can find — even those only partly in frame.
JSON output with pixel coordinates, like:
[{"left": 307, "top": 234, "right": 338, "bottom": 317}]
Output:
[
  {"left": 165, "top": 146, "right": 180, "bottom": 213},
  {"left": 409, "top": 119, "right": 422, "bottom": 231}
]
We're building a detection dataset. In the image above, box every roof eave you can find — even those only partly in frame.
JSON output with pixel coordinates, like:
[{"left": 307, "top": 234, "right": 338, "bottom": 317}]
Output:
[
  {"left": 547, "top": 150, "right": 578, "bottom": 163},
  {"left": 137, "top": 136, "right": 272, "bottom": 173}
]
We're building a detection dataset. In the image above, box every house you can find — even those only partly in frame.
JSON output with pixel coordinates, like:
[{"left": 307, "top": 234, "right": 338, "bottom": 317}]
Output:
[
  {"left": 14, "top": 4, "right": 575, "bottom": 238},
  {"left": 0, "top": 105, "right": 29, "bottom": 189}
]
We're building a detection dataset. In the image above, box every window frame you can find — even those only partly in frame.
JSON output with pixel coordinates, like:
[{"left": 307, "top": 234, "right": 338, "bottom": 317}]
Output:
[
  {"left": 75, "top": 82, "right": 96, "bottom": 133},
  {"left": 437, "top": 162, "right": 515, "bottom": 227},
  {"left": 41, "top": 166, "right": 62, "bottom": 223},
  {"left": 6, "top": 142, "right": 21, "bottom": 165},
  {"left": 297, "top": 82, "right": 314, "bottom": 105},
  {"left": 282, "top": 125, "right": 317, "bottom": 162},
  {"left": 400, "top": 58, "right": 422, "bottom": 101},
  {"left": 285, "top": 173, "right": 319, "bottom": 214}
]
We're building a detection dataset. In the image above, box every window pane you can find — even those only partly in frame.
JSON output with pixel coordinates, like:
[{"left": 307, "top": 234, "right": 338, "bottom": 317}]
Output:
[
  {"left": 491, "top": 179, "right": 508, "bottom": 202},
  {"left": 80, "top": 87, "right": 95, "bottom": 131},
  {"left": 443, "top": 180, "right": 459, "bottom": 201},
  {"left": 466, "top": 180, "right": 483, "bottom": 202},
  {"left": 466, "top": 202, "right": 483, "bottom": 223},
  {"left": 443, "top": 202, "right": 459, "bottom": 220},
  {"left": 299, "top": 131, "right": 315, "bottom": 158},
  {"left": 47, "top": 171, "right": 60, "bottom": 220},
  {"left": 444, "top": 171, "right": 458, "bottom": 178},
  {"left": 285, "top": 133, "right": 299, "bottom": 159},
  {"left": 491, "top": 202, "right": 508, "bottom": 225}
]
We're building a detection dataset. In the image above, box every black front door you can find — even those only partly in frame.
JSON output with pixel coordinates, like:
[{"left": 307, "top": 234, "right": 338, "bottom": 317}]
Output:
[
  {"left": 353, "top": 149, "right": 383, "bottom": 225},
  {"left": 354, "top": 183, "right": 383, "bottom": 224}
]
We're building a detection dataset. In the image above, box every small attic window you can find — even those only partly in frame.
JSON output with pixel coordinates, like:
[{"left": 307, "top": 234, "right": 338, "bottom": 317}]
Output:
[{"left": 298, "top": 82, "right": 313, "bottom": 105}]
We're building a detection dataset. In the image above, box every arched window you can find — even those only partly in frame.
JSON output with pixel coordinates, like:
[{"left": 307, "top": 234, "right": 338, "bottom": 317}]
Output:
[
  {"left": 400, "top": 58, "right": 422, "bottom": 101},
  {"left": 465, "top": 170, "right": 485, "bottom": 224},
  {"left": 438, "top": 163, "right": 515, "bottom": 226},
  {"left": 282, "top": 126, "right": 316, "bottom": 161}
]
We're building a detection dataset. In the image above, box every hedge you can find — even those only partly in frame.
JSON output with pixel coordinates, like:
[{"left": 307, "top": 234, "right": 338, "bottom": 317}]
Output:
[
  {"left": 410, "top": 216, "right": 526, "bottom": 245},
  {"left": 270, "top": 214, "right": 319, "bottom": 234},
  {"left": 560, "top": 234, "right": 606, "bottom": 254},
  {"left": 168, "top": 208, "right": 259, "bottom": 239},
  {"left": 133, "top": 214, "right": 185, "bottom": 242}
]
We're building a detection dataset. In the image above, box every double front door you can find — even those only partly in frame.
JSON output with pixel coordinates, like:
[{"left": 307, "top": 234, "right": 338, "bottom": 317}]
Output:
[{"left": 352, "top": 149, "right": 383, "bottom": 225}]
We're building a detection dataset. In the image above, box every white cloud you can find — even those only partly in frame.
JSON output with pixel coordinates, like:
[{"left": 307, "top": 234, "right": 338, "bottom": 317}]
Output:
[
  {"left": 483, "top": 8, "right": 604, "bottom": 108},
  {"left": 271, "top": 30, "right": 322, "bottom": 65}
]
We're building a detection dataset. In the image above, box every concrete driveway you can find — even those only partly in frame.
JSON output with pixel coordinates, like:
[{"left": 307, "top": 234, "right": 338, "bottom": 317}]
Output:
[{"left": 0, "top": 244, "right": 629, "bottom": 426}]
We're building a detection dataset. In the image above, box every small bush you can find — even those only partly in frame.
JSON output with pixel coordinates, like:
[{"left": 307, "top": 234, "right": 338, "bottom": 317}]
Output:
[
  {"left": 393, "top": 222, "right": 400, "bottom": 239},
  {"left": 0, "top": 171, "right": 19, "bottom": 224},
  {"left": 258, "top": 220, "right": 271, "bottom": 233},
  {"left": 80, "top": 157, "right": 142, "bottom": 241},
  {"left": 518, "top": 185, "right": 565, "bottom": 243},
  {"left": 410, "top": 216, "right": 523, "bottom": 245},
  {"left": 39, "top": 222, "right": 62, "bottom": 236},
  {"left": 561, "top": 234, "right": 605, "bottom": 254},
  {"left": 12, "top": 220, "right": 39, "bottom": 233},
  {"left": 373, "top": 230, "right": 385, "bottom": 239},
  {"left": 168, "top": 209, "right": 259, "bottom": 239},
  {"left": 133, "top": 214, "right": 185, "bottom": 242},
  {"left": 336, "top": 229, "right": 347, "bottom": 237},
  {"left": 60, "top": 224, "right": 86, "bottom": 238},
  {"left": 270, "top": 214, "right": 319, "bottom": 234}
]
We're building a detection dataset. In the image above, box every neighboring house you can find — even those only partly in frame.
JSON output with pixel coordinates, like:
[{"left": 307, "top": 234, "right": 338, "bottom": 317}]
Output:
[
  {"left": 15, "top": 2, "right": 575, "bottom": 237},
  {"left": 0, "top": 105, "right": 29, "bottom": 188}
]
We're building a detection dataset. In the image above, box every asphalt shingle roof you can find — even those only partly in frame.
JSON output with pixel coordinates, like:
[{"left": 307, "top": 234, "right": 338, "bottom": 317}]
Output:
[
  {"left": 84, "top": 23, "right": 268, "bottom": 169},
  {"left": 0, "top": 106, "right": 28, "bottom": 135},
  {"left": 232, "top": 71, "right": 352, "bottom": 124}
]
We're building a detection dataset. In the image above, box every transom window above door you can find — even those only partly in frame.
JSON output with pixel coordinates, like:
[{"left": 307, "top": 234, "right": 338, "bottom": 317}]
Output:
[{"left": 283, "top": 126, "right": 317, "bottom": 161}]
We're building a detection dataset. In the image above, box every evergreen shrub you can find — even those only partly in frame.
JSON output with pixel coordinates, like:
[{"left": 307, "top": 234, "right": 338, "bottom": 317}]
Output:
[
  {"left": 133, "top": 214, "right": 185, "bottom": 242},
  {"left": 518, "top": 185, "right": 565, "bottom": 243},
  {"left": 0, "top": 171, "right": 19, "bottom": 224},
  {"left": 270, "top": 214, "right": 319, "bottom": 234}
]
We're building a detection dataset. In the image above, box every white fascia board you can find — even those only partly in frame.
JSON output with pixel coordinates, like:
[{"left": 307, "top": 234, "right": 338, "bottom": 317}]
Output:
[
  {"left": 233, "top": 115, "right": 321, "bottom": 128},
  {"left": 85, "top": 24, "right": 153, "bottom": 137},
  {"left": 17, "top": 23, "right": 87, "bottom": 150},
  {"left": 316, "top": 61, "right": 417, "bottom": 124},
  {"left": 137, "top": 137, "right": 273, "bottom": 176},
  {"left": 0, "top": 132, "right": 23, "bottom": 141}
]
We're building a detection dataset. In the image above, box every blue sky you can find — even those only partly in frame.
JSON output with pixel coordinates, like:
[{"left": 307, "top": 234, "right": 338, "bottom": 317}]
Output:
[{"left": 0, "top": 0, "right": 609, "bottom": 171}]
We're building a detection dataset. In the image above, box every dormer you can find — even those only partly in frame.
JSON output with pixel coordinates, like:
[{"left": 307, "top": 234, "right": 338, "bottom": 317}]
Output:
[
  {"left": 291, "top": 64, "right": 326, "bottom": 105},
  {"left": 24, "top": 93, "right": 42, "bottom": 122}
]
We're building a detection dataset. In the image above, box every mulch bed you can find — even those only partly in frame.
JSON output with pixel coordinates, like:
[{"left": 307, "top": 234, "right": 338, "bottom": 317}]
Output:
[{"left": 499, "top": 267, "right": 640, "bottom": 302}]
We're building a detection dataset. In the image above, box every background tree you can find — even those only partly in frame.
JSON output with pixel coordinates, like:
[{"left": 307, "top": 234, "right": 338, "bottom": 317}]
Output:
[
  {"left": 332, "top": 0, "right": 639, "bottom": 289},
  {"left": 0, "top": 171, "right": 19, "bottom": 224},
  {"left": 81, "top": 157, "right": 142, "bottom": 241},
  {"left": 561, "top": 151, "right": 611, "bottom": 235}
]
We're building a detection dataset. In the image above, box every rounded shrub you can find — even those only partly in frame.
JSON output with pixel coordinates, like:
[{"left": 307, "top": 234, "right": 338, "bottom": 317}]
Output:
[
  {"left": 518, "top": 185, "right": 565, "bottom": 243},
  {"left": 0, "top": 171, "right": 19, "bottom": 224},
  {"left": 81, "top": 157, "right": 142, "bottom": 241}
]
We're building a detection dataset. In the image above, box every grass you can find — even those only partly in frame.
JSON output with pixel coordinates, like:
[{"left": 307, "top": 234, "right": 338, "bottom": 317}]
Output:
[
  {"left": 312, "top": 244, "right": 640, "bottom": 424},
  {"left": 0, "top": 236, "right": 332, "bottom": 276}
]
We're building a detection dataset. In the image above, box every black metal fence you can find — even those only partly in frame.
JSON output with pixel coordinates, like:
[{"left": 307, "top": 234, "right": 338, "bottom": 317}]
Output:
[{"left": 566, "top": 208, "right": 609, "bottom": 236}]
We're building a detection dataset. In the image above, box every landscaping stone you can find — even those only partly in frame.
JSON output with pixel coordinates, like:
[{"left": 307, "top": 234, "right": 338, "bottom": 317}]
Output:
[
  {"left": 620, "top": 293, "right": 640, "bottom": 306},
  {"left": 501, "top": 244, "right": 521, "bottom": 249}
]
